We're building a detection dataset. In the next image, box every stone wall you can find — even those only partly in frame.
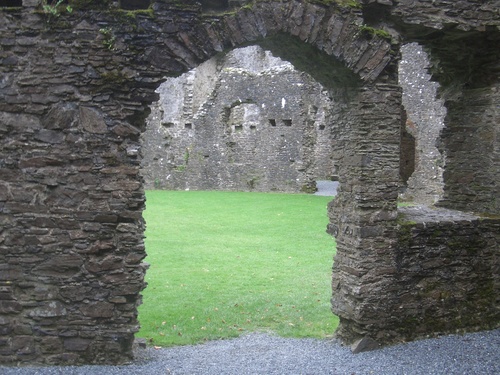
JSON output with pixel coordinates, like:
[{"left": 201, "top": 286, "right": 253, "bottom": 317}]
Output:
[
  {"left": 141, "top": 45, "right": 337, "bottom": 192},
  {"left": 0, "top": 0, "right": 499, "bottom": 365},
  {"left": 390, "top": 0, "right": 500, "bottom": 214},
  {"left": 0, "top": 0, "right": 400, "bottom": 364},
  {"left": 438, "top": 78, "right": 500, "bottom": 213},
  {"left": 396, "top": 206, "right": 499, "bottom": 339},
  {"left": 0, "top": 23, "right": 149, "bottom": 366}
]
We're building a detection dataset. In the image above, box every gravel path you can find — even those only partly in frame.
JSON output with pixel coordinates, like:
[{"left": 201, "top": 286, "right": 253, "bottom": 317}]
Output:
[{"left": 2, "top": 329, "right": 499, "bottom": 375}]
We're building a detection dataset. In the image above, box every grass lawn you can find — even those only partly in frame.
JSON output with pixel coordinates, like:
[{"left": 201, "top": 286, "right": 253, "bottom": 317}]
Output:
[{"left": 137, "top": 190, "right": 338, "bottom": 346}]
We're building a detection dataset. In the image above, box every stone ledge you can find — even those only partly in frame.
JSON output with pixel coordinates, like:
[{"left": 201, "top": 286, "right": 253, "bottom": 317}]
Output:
[{"left": 398, "top": 205, "right": 479, "bottom": 223}]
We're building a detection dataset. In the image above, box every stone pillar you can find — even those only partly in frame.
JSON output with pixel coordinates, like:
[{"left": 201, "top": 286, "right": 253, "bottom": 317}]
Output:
[{"left": 329, "top": 82, "right": 401, "bottom": 344}]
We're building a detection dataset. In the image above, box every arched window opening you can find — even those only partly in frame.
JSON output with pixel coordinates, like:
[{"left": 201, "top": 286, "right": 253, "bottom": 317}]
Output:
[{"left": 398, "top": 42, "right": 446, "bottom": 205}]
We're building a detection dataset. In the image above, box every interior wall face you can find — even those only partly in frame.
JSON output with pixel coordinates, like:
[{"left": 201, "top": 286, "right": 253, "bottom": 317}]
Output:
[
  {"left": 398, "top": 43, "right": 446, "bottom": 205},
  {"left": 141, "top": 46, "right": 337, "bottom": 193},
  {"left": 0, "top": 0, "right": 499, "bottom": 365},
  {"left": 439, "top": 82, "right": 500, "bottom": 214}
]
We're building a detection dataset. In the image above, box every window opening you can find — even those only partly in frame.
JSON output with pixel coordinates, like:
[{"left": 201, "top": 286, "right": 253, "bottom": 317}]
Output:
[
  {"left": 269, "top": 119, "right": 276, "bottom": 127},
  {"left": 283, "top": 119, "right": 292, "bottom": 126},
  {"left": 184, "top": 123, "right": 192, "bottom": 129},
  {"left": 398, "top": 42, "right": 446, "bottom": 204}
]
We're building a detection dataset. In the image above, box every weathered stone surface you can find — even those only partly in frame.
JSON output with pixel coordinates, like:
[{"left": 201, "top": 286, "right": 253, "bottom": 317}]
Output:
[
  {"left": 394, "top": 206, "right": 499, "bottom": 339},
  {"left": 29, "top": 302, "right": 67, "bottom": 318},
  {"left": 0, "top": 301, "right": 22, "bottom": 314},
  {"left": 63, "top": 338, "right": 91, "bottom": 352},
  {"left": 142, "top": 45, "right": 337, "bottom": 192},
  {"left": 39, "top": 337, "right": 63, "bottom": 354},
  {"left": 351, "top": 336, "right": 380, "bottom": 354},
  {"left": 35, "top": 129, "right": 66, "bottom": 144},
  {"left": 80, "top": 302, "right": 114, "bottom": 318},
  {"left": 32, "top": 253, "right": 83, "bottom": 278},
  {"left": 79, "top": 107, "right": 107, "bottom": 134}
]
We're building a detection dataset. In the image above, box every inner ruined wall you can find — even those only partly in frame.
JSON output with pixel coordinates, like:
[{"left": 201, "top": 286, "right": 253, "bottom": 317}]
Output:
[
  {"left": 398, "top": 43, "right": 446, "bottom": 204},
  {"left": 389, "top": 0, "right": 500, "bottom": 215},
  {"left": 388, "top": 0, "right": 500, "bottom": 344},
  {"left": 432, "top": 31, "right": 500, "bottom": 215},
  {"left": 141, "top": 45, "right": 337, "bottom": 192}
]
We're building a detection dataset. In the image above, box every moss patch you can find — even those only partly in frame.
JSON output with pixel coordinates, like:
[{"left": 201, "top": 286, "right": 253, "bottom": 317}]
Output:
[{"left": 359, "top": 24, "right": 391, "bottom": 40}]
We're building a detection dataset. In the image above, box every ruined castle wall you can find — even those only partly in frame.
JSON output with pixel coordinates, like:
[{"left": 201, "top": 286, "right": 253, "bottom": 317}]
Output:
[
  {"left": 141, "top": 46, "right": 336, "bottom": 193},
  {"left": 0, "top": 0, "right": 498, "bottom": 365},
  {"left": 0, "top": 0, "right": 400, "bottom": 364},
  {"left": 396, "top": 206, "right": 500, "bottom": 339}
]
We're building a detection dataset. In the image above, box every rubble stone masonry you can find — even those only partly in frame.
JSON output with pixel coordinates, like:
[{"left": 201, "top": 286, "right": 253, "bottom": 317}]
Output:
[{"left": 0, "top": 0, "right": 498, "bottom": 365}]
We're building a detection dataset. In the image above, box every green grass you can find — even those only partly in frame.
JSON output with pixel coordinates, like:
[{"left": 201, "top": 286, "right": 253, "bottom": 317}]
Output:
[{"left": 137, "top": 190, "right": 338, "bottom": 346}]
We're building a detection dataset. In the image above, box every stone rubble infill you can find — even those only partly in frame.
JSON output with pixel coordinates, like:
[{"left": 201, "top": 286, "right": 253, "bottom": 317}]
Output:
[{"left": 398, "top": 205, "right": 480, "bottom": 223}]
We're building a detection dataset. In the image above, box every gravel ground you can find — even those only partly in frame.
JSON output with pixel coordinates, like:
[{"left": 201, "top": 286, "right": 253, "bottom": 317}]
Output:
[{"left": 2, "top": 329, "right": 499, "bottom": 375}]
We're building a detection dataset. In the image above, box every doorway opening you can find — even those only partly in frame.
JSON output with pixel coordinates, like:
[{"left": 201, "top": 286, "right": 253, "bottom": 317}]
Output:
[{"left": 136, "top": 39, "right": 360, "bottom": 346}]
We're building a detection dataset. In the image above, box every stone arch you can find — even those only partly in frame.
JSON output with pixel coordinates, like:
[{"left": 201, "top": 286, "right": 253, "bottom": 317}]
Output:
[{"left": 0, "top": 0, "right": 498, "bottom": 366}]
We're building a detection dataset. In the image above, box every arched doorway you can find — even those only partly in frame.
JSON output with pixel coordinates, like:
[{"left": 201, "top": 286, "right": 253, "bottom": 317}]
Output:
[
  {"left": 137, "top": 42, "right": 351, "bottom": 346},
  {"left": 0, "top": 0, "right": 404, "bottom": 364}
]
